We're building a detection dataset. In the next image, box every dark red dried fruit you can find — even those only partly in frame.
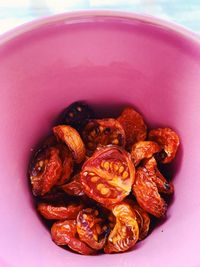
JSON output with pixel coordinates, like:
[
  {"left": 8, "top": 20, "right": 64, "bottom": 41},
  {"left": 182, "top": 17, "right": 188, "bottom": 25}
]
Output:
[{"left": 59, "top": 102, "right": 94, "bottom": 130}]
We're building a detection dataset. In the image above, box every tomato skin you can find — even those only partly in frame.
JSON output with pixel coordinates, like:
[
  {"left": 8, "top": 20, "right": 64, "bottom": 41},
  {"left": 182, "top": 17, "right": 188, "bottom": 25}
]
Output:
[
  {"left": 61, "top": 174, "right": 84, "bottom": 196},
  {"left": 53, "top": 125, "right": 86, "bottom": 163},
  {"left": 54, "top": 144, "right": 74, "bottom": 185},
  {"left": 126, "top": 200, "right": 150, "bottom": 240},
  {"left": 144, "top": 157, "right": 174, "bottom": 194},
  {"left": 117, "top": 107, "right": 147, "bottom": 151},
  {"left": 104, "top": 203, "right": 139, "bottom": 253},
  {"left": 37, "top": 202, "right": 84, "bottom": 220},
  {"left": 133, "top": 167, "right": 167, "bottom": 218},
  {"left": 51, "top": 220, "right": 96, "bottom": 255},
  {"left": 131, "top": 141, "right": 161, "bottom": 166},
  {"left": 30, "top": 147, "right": 62, "bottom": 196},
  {"left": 80, "top": 146, "right": 135, "bottom": 206},
  {"left": 148, "top": 128, "right": 180, "bottom": 163}
]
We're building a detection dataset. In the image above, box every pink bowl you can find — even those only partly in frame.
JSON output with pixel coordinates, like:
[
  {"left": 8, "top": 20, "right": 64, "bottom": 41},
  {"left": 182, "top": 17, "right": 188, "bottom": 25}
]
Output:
[{"left": 0, "top": 10, "right": 200, "bottom": 267}]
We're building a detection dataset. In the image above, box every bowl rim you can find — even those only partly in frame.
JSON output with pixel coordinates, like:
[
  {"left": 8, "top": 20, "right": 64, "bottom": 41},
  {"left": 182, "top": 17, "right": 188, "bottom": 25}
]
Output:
[
  {"left": 0, "top": 10, "right": 200, "bottom": 46},
  {"left": 1, "top": 9, "right": 200, "bottom": 267}
]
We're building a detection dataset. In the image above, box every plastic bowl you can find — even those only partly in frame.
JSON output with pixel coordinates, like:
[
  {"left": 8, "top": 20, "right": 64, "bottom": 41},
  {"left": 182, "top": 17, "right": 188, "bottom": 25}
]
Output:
[{"left": 0, "top": 11, "right": 200, "bottom": 267}]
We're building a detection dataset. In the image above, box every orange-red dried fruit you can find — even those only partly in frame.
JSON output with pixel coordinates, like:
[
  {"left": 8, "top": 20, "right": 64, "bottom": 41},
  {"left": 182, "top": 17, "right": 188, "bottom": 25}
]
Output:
[
  {"left": 117, "top": 107, "right": 147, "bottom": 151},
  {"left": 104, "top": 202, "right": 139, "bottom": 253},
  {"left": 131, "top": 141, "right": 161, "bottom": 166},
  {"left": 144, "top": 157, "right": 174, "bottom": 194},
  {"left": 132, "top": 167, "right": 167, "bottom": 218},
  {"left": 126, "top": 200, "right": 150, "bottom": 240},
  {"left": 51, "top": 220, "right": 96, "bottom": 255},
  {"left": 77, "top": 208, "right": 108, "bottom": 250},
  {"left": 148, "top": 128, "right": 180, "bottom": 163},
  {"left": 61, "top": 173, "right": 84, "bottom": 196},
  {"left": 55, "top": 144, "right": 73, "bottom": 185},
  {"left": 53, "top": 125, "right": 86, "bottom": 163},
  {"left": 82, "top": 119, "right": 126, "bottom": 155},
  {"left": 34, "top": 136, "right": 73, "bottom": 185},
  {"left": 37, "top": 202, "right": 84, "bottom": 220},
  {"left": 80, "top": 146, "right": 135, "bottom": 206},
  {"left": 30, "top": 147, "right": 62, "bottom": 196}
]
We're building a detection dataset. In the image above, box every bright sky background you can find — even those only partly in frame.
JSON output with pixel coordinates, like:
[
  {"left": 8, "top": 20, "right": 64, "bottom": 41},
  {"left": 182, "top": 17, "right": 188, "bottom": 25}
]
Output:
[{"left": 0, "top": 0, "right": 200, "bottom": 34}]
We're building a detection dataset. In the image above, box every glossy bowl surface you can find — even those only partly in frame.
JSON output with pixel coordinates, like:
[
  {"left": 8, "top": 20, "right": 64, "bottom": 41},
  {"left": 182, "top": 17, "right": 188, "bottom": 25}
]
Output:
[{"left": 0, "top": 11, "right": 200, "bottom": 267}]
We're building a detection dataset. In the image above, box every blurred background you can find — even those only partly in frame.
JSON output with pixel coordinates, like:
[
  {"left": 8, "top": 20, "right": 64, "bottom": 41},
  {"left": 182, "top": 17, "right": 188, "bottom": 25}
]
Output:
[{"left": 0, "top": 0, "right": 200, "bottom": 34}]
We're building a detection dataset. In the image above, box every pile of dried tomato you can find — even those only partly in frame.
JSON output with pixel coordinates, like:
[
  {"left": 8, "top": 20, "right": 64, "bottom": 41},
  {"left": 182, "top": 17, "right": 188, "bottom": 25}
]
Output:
[{"left": 29, "top": 102, "right": 180, "bottom": 255}]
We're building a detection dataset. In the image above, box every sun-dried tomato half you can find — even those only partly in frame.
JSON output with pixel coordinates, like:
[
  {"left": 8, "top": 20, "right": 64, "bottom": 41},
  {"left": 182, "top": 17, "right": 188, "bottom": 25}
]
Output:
[
  {"left": 126, "top": 200, "right": 150, "bottom": 240},
  {"left": 61, "top": 173, "right": 84, "bottom": 196},
  {"left": 37, "top": 202, "right": 84, "bottom": 220},
  {"left": 117, "top": 107, "right": 147, "bottom": 151},
  {"left": 80, "top": 146, "right": 135, "bottom": 206},
  {"left": 58, "top": 102, "right": 94, "bottom": 131},
  {"left": 132, "top": 167, "right": 167, "bottom": 218},
  {"left": 77, "top": 208, "right": 108, "bottom": 250},
  {"left": 55, "top": 144, "right": 73, "bottom": 185},
  {"left": 51, "top": 220, "right": 96, "bottom": 255},
  {"left": 143, "top": 157, "right": 174, "bottom": 194},
  {"left": 104, "top": 202, "right": 139, "bottom": 253},
  {"left": 148, "top": 128, "right": 180, "bottom": 164},
  {"left": 53, "top": 125, "right": 86, "bottom": 163},
  {"left": 29, "top": 147, "right": 62, "bottom": 196},
  {"left": 82, "top": 119, "right": 126, "bottom": 155},
  {"left": 133, "top": 204, "right": 150, "bottom": 240},
  {"left": 131, "top": 141, "right": 161, "bottom": 166},
  {"left": 33, "top": 136, "right": 74, "bottom": 186}
]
